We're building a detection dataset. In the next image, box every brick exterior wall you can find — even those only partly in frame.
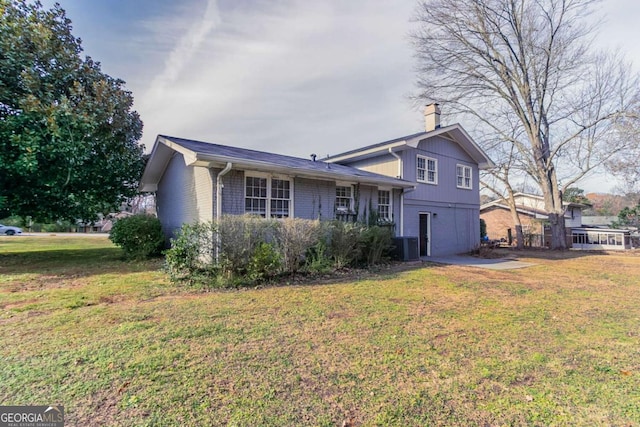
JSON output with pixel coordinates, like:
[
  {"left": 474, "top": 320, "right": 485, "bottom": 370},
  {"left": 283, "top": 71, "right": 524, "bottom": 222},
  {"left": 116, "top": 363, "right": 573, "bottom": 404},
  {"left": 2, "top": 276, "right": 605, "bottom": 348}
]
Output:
[{"left": 480, "top": 207, "right": 544, "bottom": 245}]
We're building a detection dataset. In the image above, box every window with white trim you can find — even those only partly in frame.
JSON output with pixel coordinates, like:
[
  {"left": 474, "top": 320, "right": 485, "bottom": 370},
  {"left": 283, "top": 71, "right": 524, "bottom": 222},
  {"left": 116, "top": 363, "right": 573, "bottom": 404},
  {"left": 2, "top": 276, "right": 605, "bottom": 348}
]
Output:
[
  {"left": 456, "top": 164, "right": 472, "bottom": 189},
  {"left": 245, "top": 174, "right": 292, "bottom": 218},
  {"left": 335, "top": 185, "right": 353, "bottom": 213},
  {"left": 245, "top": 176, "right": 267, "bottom": 216},
  {"left": 378, "top": 190, "right": 391, "bottom": 221},
  {"left": 270, "top": 178, "right": 291, "bottom": 218},
  {"left": 417, "top": 155, "right": 437, "bottom": 184}
]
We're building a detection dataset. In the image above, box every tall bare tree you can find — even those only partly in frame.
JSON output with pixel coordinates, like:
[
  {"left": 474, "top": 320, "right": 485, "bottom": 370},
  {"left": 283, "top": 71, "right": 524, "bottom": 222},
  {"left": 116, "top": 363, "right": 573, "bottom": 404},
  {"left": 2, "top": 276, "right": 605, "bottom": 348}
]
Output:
[
  {"left": 607, "top": 116, "right": 640, "bottom": 194},
  {"left": 413, "top": 0, "right": 640, "bottom": 249}
]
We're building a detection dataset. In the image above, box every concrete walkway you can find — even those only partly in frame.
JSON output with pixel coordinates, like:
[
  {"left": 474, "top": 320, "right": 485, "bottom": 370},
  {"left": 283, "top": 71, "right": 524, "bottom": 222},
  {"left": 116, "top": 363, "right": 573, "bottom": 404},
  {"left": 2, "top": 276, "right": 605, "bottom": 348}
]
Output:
[{"left": 426, "top": 255, "right": 536, "bottom": 270}]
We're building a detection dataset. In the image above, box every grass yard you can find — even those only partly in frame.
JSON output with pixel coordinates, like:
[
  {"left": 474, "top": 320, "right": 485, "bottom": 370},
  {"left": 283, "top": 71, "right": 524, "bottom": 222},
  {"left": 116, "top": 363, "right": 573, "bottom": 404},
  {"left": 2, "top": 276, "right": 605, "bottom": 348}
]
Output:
[{"left": 1, "top": 236, "right": 639, "bottom": 426}]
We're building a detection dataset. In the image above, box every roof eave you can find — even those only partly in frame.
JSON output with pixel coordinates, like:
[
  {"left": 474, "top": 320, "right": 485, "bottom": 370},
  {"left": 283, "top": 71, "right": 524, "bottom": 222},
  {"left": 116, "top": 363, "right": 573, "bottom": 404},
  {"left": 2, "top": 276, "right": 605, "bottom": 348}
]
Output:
[
  {"left": 325, "top": 140, "right": 407, "bottom": 163},
  {"left": 194, "top": 153, "right": 415, "bottom": 189}
]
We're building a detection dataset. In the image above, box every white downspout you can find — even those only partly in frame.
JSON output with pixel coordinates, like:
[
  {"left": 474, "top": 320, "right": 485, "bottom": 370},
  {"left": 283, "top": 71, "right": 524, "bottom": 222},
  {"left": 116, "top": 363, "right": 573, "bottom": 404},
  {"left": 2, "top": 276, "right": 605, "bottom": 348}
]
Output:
[
  {"left": 216, "top": 162, "right": 233, "bottom": 262},
  {"left": 388, "top": 147, "right": 403, "bottom": 236}
]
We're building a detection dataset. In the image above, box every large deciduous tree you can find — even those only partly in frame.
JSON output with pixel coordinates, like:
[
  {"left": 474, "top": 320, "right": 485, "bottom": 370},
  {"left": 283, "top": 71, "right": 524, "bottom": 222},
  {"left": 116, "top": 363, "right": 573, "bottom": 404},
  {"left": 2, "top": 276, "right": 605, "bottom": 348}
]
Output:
[
  {"left": 0, "top": 0, "right": 144, "bottom": 222},
  {"left": 413, "top": 0, "right": 640, "bottom": 249}
]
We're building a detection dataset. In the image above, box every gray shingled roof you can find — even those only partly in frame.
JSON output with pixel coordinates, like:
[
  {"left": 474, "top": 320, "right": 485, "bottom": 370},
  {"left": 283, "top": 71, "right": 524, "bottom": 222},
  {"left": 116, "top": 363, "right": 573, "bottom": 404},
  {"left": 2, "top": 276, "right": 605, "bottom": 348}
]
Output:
[
  {"left": 159, "top": 135, "right": 415, "bottom": 188},
  {"left": 324, "top": 131, "right": 427, "bottom": 160}
]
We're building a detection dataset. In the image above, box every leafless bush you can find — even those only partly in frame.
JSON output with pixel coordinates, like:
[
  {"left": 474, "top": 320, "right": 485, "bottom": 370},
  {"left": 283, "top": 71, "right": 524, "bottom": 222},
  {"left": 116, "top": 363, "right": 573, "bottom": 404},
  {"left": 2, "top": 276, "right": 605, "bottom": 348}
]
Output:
[
  {"left": 218, "top": 215, "right": 278, "bottom": 274},
  {"left": 275, "top": 218, "right": 321, "bottom": 273}
]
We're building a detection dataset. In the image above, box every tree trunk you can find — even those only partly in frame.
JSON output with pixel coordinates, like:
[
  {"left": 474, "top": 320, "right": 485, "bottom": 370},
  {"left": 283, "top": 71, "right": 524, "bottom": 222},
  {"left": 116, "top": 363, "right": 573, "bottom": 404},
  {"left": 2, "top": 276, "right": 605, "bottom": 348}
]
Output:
[
  {"left": 509, "top": 208, "right": 525, "bottom": 250},
  {"left": 548, "top": 213, "right": 567, "bottom": 249},
  {"left": 538, "top": 165, "right": 568, "bottom": 250},
  {"left": 503, "top": 184, "right": 525, "bottom": 250}
]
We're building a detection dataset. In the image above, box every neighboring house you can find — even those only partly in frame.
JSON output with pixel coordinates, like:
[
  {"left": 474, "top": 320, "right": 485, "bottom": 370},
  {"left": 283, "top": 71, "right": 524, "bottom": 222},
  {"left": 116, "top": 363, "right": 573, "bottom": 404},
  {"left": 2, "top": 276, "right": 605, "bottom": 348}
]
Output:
[
  {"left": 574, "top": 216, "right": 634, "bottom": 250},
  {"left": 140, "top": 104, "right": 493, "bottom": 257},
  {"left": 76, "top": 211, "right": 134, "bottom": 233},
  {"left": 581, "top": 216, "right": 619, "bottom": 228},
  {"left": 571, "top": 227, "right": 632, "bottom": 251},
  {"left": 480, "top": 193, "right": 585, "bottom": 247}
]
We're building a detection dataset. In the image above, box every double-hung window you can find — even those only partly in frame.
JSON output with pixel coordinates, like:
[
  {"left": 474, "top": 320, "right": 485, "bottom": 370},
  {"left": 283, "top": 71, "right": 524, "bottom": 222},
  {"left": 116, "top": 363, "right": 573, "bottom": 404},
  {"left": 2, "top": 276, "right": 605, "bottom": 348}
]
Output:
[
  {"left": 417, "top": 155, "right": 437, "bottom": 184},
  {"left": 378, "top": 190, "right": 391, "bottom": 221},
  {"left": 456, "top": 164, "right": 472, "bottom": 189},
  {"left": 335, "top": 185, "right": 353, "bottom": 213},
  {"left": 245, "top": 174, "right": 292, "bottom": 218},
  {"left": 245, "top": 176, "right": 268, "bottom": 216},
  {"left": 270, "top": 178, "right": 291, "bottom": 218}
]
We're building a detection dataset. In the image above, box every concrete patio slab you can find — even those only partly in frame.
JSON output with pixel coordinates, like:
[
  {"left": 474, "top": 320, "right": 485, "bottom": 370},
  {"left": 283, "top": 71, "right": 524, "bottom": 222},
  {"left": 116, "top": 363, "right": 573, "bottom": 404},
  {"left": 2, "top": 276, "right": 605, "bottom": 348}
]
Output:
[{"left": 425, "top": 255, "right": 536, "bottom": 270}]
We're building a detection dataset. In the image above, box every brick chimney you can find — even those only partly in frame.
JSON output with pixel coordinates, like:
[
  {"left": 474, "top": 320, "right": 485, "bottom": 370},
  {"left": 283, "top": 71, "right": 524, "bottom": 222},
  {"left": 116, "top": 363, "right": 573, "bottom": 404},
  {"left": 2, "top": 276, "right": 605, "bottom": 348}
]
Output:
[{"left": 424, "top": 103, "right": 441, "bottom": 132}]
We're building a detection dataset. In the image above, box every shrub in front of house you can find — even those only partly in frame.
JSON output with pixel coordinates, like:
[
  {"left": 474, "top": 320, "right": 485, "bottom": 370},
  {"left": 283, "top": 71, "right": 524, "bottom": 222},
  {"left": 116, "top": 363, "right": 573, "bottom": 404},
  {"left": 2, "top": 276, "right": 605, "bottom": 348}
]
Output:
[
  {"left": 109, "top": 214, "right": 165, "bottom": 260},
  {"left": 164, "top": 222, "right": 219, "bottom": 286},
  {"left": 217, "top": 215, "right": 279, "bottom": 277},
  {"left": 164, "top": 215, "right": 395, "bottom": 288},
  {"left": 325, "top": 221, "right": 363, "bottom": 269},
  {"left": 358, "top": 225, "right": 394, "bottom": 266},
  {"left": 247, "top": 242, "right": 282, "bottom": 283},
  {"left": 275, "top": 218, "right": 322, "bottom": 274}
]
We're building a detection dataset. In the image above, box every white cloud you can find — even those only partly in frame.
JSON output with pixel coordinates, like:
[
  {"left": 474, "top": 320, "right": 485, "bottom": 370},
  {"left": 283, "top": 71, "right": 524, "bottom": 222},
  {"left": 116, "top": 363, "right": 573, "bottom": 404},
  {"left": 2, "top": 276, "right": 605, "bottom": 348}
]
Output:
[
  {"left": 144, "top": 0, "right": 222, "bottom": 104},
  {"left": 134, "top": 0, "right": 421, "bottom": 156}
]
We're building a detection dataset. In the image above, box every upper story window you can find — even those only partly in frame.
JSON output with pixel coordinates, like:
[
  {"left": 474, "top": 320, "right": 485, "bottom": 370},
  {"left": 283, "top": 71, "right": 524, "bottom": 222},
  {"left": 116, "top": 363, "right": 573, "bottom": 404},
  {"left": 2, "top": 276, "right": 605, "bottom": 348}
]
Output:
[
  {"left": 335, "top": 185, "right": 353, "bottom": 213},
  {"left": 456, "top": 164, "right": 472, "bottom": 189},
  {"left": 417, "top": 155, "right": 437, "bottom": 184},
  {"left": 245, "top": 174, "right": 292, "bottom": 218},
  {"left": 378, "top": 189, "right": 391, "bottom": 221}
]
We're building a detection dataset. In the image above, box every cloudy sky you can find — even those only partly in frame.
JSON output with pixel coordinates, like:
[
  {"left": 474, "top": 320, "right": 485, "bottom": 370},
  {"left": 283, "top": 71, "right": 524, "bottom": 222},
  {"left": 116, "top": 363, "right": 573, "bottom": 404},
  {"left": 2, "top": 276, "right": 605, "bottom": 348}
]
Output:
[{"left": 42, "top": 0, "right": 639, "bottom": 192}]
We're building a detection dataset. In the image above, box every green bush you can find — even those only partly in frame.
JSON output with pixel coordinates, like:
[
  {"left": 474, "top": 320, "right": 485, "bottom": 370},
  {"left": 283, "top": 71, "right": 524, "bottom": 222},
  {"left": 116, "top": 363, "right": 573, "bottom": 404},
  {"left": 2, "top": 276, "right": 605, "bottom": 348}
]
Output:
[
  {"left": 247, "top": 242, "right": 282, "bottom": 283},
  {"left": 480, "top": 218, "right": 487, "bottom": 239},
  {"left": 0, "top": 215, "right": 23, "bottom": 227},
  {"left": 358, "top": 225, "right": 394, "bottom": 266},
  {"left": 109, "top": 214, "right": 165, "bottom": 260},
  {"left": 41, "top": 220, "right": 75, "bottom": 232},
  {"left": 326, "top": 221, "right": 363, "bottom": 268},
  {"left": 164, "top": 222, "right": 219, "bottom": 287},
  {"left": 305, "top": 241, "right": 333, "bottom": 273}
]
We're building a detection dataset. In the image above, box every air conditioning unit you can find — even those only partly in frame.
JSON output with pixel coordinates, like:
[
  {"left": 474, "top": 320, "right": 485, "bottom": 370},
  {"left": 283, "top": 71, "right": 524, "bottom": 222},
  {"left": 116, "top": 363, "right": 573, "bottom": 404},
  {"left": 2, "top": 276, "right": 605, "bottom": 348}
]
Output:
[{"left": 391, "top": 237, "right": 419, "bottom": 261}]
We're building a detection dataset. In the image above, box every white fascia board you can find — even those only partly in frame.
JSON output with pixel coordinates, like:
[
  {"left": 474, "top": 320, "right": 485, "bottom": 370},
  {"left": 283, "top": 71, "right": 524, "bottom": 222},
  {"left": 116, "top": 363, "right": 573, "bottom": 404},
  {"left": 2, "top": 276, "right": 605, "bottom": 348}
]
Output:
[
  {"left": 158, "top": 136, "right": 198, "bottom": 165},
  {"left": 138, "top": 137, "right": 174, "bottom": 191}
]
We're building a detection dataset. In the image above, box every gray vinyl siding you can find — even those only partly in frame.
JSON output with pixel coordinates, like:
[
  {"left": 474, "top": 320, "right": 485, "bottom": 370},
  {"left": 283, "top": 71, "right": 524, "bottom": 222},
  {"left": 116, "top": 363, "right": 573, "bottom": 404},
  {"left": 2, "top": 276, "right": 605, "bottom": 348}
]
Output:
[
  {"left": 216, "top": 169, "right": 246, "bottom": 216},
  {"left": 156, "top": 154, "right": 215, "bottom": 242},
  {"left": 156, "top": 153, "right": 199, "bottom": 241},
  {"left": 402, "top": 201, "right": 480, "bottom": 256},
  {"left": 159, "top": 161, "right": 405, "bottom": 241},
  {"left": 402, "top": 137, "right": 480, "bottom": 254},
  {"left": 403, "top": 136, "right": 479, "bottom": 205},
  {"left": 336, "top": 135, "right": 482, "bottom": 254},
  {"left": 215, "top": 171, "right": 385, "bottom": 222},
  {"left": 294, "top": 177, "right": 334, "bottom": 220}
]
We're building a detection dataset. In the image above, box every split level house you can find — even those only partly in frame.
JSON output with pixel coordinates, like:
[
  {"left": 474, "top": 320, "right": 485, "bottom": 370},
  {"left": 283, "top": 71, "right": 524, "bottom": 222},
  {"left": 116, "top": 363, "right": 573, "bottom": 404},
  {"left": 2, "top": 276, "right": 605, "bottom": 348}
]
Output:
[{"left": 139, "top": 104, "right": 494, "bottom": 257}]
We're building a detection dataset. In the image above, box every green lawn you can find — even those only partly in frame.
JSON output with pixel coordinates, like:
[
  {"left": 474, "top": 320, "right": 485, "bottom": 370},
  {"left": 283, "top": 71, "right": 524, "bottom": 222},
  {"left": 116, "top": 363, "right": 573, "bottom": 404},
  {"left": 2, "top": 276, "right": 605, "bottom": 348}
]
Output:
[{"left": 1, "top": 236, "right": 639, "bottom": 426}]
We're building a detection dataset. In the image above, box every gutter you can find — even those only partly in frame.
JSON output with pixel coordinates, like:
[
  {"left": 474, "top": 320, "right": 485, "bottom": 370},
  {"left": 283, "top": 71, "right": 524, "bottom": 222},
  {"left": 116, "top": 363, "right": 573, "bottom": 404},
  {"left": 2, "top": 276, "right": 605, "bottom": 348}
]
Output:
[
  {"left": 216, "top": 162, "right": 233, "bottom": 262},
  {"left": 388, "top": 147, "right": 404, "bottom": 236}
]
